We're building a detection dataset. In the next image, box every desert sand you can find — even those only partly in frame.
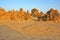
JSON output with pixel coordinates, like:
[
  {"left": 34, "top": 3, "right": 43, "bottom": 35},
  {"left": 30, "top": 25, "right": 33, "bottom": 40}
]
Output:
[{"left": 0, "top": 21, "right": 60, "bottom": 40}]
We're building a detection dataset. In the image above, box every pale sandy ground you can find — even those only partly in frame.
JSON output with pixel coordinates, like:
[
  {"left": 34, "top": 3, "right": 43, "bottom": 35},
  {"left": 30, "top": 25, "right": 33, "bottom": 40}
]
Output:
[{"left": 0, "top": 21, "right": 60, "bottom": 40}]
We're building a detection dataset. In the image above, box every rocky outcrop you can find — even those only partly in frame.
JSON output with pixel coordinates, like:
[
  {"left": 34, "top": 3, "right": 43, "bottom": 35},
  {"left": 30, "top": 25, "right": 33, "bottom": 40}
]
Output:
[
  {"left": 0, "top": 8, "right": 6, "bottom": 17},
  {"left": 0, "top": 8, "right": 60, "bottom": 22},
  {"left": 24, "top": 10, "right": 32, "bottom": 21},
  {"left": 31, "top": 8, "right": 39, "bottom": 17},
  {"left": 45, "top": 8, "right": 60, "bottom": 22},
  {"left": 37, "top": 11, "right": 44, "bottom": 21}
]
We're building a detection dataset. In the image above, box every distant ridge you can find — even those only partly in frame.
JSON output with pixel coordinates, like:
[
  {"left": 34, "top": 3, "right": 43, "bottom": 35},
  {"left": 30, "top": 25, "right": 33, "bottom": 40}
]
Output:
[{"left": 0, "top": 8, "right": 60, "bottom": 22}]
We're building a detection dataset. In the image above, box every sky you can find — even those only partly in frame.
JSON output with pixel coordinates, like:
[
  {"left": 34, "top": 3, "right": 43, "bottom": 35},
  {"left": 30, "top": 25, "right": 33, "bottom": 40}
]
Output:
[{"left": 0, "top": 0, "right": 60, "bottom": 13}]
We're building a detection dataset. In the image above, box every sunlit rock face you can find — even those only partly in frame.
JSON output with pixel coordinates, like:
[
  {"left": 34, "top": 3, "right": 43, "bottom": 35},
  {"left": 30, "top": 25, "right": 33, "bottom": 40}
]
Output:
[
  {"left": 31, "top": 8, "right": 39, "bottom": 17},
  {"left": 37, "top": 12, "right": 44, "bottom": 21},
  {"left": 40, "top": 8, "right": 60, "bottom": 22},
  {"left": 0, "top": 8, "right": 60, "bottom": 22},
  {"left": 45, "top": 8, "right": 60, "bottom": 22},
  {"left": 0, "top": 8, "right": 6, "bottom": 16}
]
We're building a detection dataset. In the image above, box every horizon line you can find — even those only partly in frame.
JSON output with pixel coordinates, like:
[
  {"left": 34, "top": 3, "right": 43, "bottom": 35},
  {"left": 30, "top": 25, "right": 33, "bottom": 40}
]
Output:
[{"left": 0, "top": 7, "right": 60, "bottom": 13}]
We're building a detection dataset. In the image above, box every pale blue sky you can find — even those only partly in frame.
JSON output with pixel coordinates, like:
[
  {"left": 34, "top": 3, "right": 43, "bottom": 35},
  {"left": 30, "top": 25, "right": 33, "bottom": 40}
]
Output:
[{"left": 0, "top": 0, "right": 60, "bottom": 13}]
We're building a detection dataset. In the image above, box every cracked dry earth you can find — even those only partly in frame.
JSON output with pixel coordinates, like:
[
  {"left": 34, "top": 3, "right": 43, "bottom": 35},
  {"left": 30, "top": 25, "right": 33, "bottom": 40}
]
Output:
[{"left": 0, "top": 21, "right": 60, "bottom": 40}]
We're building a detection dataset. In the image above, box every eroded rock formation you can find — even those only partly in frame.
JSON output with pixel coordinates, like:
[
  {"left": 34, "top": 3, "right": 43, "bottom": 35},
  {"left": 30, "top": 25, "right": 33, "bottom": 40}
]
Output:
[{"left": 0, "top": 8, "right": 60, "bottom": 22}]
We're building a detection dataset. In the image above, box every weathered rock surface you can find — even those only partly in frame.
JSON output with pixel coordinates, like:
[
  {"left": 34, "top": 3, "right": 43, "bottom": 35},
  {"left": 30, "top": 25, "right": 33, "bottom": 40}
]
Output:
[{"left": 0, "top": 8, "right": 60, "bottom": 22}]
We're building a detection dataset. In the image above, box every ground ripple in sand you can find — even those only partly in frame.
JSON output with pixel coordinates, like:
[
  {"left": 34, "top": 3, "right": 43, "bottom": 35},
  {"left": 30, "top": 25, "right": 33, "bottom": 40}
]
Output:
[{"left": 0, "top": 21, "right": 60, "bottom": 40}]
